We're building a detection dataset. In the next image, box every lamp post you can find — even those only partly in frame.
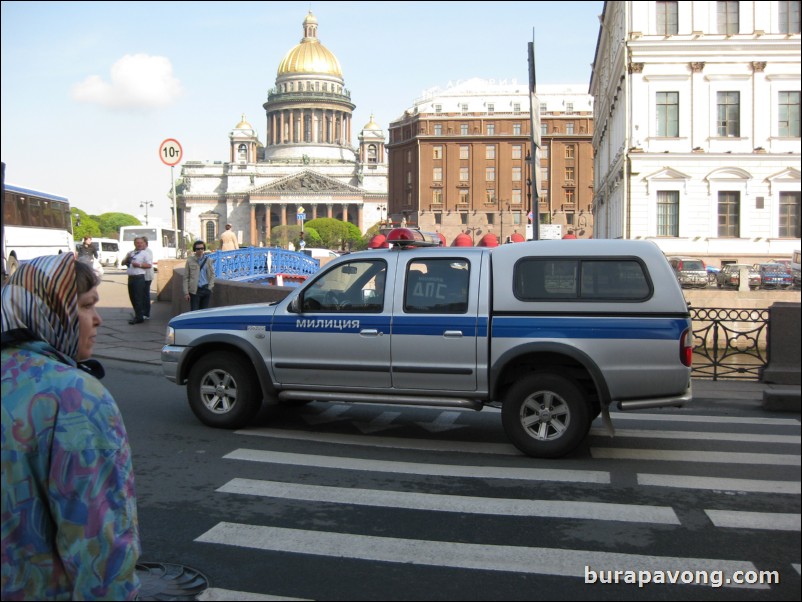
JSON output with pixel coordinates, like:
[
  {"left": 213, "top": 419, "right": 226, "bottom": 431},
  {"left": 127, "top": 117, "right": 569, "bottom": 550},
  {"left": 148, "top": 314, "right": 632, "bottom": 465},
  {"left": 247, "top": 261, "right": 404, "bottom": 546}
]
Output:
[
  {"left": 140, "top": 201, "right": 154, "bottom": 226},
  {"left": 525, "top": 150, "right": 533, "bottom": 240},
  {"left": 378, "top": 203, "right": 386, "bottom": 227}
]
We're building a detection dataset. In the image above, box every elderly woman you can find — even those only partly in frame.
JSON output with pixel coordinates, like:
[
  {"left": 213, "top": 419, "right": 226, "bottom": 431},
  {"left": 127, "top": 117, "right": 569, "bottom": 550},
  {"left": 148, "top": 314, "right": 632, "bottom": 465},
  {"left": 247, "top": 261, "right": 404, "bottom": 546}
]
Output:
[{"left": 1, "top": 253, "right": 141, "bottom": 600}]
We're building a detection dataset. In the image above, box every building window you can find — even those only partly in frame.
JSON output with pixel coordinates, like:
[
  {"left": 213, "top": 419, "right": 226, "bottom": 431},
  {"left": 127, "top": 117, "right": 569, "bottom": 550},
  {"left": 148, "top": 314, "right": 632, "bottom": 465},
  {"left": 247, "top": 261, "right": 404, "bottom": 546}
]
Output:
[
  {"left": 434, "top": 124, "right": 443, "bottom": 136},
  {"left": 460, "top": 145, "right": 469, "bottom": 159},
  {"left": 461, "top": 103, "right": 469, "bottom": 114},
  {"left": 541, "top": 123, "right": 548, "bottom": 136},
  {"left": 657, "top": 92, "right": 679, "bottom": 137},
  {"left": 460, "top": 212, "right": 469, "bottom": 225},
  {"left": 459, "top": 190, "right": 470, "bottom": 205},
  {"left": 657, "top": 1, "right": 678, "bottom": 35},
  {"left": 513, "top": 123, "right": 522, "bottom": 135},
  {"left": 779, "top": 91, "right": 800, "bottom": 137},
  {"left": 433, "top": 167, "right": 443, "bottom": 182},
  {"left": 368, "top": 144, "right": 378, "bottom": 163},
  {"left": 542, "top": 146, "right": 549, "bottom": 159},
  {"left": 433, "top": 189, "right": 443, "bottom": 205},
  {"left": 460, "top": 124, "right": 469, "bottom": 135},
  {"left": 541, "top": 167, "right": 548, "bottom": 183},
  {"left": 460, "top": 167, "right": 469, "bottom": 182},
  {"left": 717, "top": 1, "right": 739, "bottom": 34},
  {"left": 718, "top": 191, "right": 741, "bottom": 237},
  {"left": 539, "top": 102, "right": 547, "bottom": 113},
  {"left": 512, "top": 145, "right": 522, "bottom": 159},
  {"left": 487, "top": 103, "right": 494, "bottom": 114},
  {"left": 565, "top": 167, "right": 574, "bottom": 181},
  {"left": 566, "top": 102, "right": 574, "bottom": 114},
  {"left": 407, "top": 192, "right": 412, "bottom": 205},
  {"left": 487, "top": 124, "right": 495, "bottom": 135},
  {"left": 779, "top": 191, "right": 801, "bottom": 237},
  {"left": 512, "top": 189, "right": 522, "bottom": 205},
  {"left": 486, "top": 145, "right": 495, "bottom": 159},
  {"left": 512, "top": 166, "right": 522, "bottom": 182},
  {"left": 434, "top": 212, "right": 442, "bottom": 225},
  {"left": 433, "top": 145, "right": 443, "bottom": 159},
  {"left": 566, "top": 123, "right": 575, "bottom": 135},
  {"left": 407, "top": 150, "right": 412, "bottom": 163},
  {"left": 205, "top": 221, "right": 216, "bottom": 242},
  {"left": 565, "top": 145, "right": 575, "bottom": 159},
  {"left": 435, "top": 104, "right": 442, "bottom": 114},
  {"left": 237, "top": 144, "right": 247, "bottom": 162},
  {"left": 779, "top": 1, "right": 801, "bottom": 33},
  {"left": 717, "top": 91, "right": 740, "bottom": 137},
  {"left": 486, "top": 167, "right": 495, "bottom": 182},
  {"left": 565, "top": 189, "right": 574, "bottom": 204},
  {"left": 486, "top": 189, "right": 496, "bottom": 204},
  {"left": 657, "top": 191, "right": 679, "bottom": 236},
  {"left": 513, "top": 103, "right": 521, "bottom": 114},
  {"left": 407, "top": 171, "right": 412, "bottom": 184}
]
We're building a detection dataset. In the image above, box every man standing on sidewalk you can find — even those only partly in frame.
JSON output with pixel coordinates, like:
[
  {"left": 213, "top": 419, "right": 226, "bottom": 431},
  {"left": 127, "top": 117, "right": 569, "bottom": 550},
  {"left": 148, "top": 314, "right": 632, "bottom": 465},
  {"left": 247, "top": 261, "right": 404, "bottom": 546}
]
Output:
[{"left": 122, "top": 237, "right": 153, "bottom": 324}]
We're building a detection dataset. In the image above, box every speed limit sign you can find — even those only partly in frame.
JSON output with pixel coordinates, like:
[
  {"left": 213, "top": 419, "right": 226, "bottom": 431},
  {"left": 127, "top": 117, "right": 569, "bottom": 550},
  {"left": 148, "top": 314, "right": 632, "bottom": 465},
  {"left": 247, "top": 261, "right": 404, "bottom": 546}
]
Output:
[{"left": 159, "top": 138, "right": 183, "bottom": 166}]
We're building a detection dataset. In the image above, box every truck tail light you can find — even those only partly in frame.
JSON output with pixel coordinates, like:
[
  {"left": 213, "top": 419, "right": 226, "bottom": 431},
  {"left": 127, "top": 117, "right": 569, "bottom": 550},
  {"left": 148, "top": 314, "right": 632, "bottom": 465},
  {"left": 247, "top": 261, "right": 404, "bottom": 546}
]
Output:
[{"left": 680, "top": 328, "right": 693, "bottom": 367}]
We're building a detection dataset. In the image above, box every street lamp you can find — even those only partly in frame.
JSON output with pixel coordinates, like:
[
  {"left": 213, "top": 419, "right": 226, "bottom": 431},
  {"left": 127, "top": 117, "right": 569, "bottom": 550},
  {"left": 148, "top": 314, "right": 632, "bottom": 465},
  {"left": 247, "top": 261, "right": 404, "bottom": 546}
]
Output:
[
  {"left": 140, "top": 201, "right": 154, "bottom": 225},
  {"left": 378, "top": 204, "right": 386, "bottom": 227}
]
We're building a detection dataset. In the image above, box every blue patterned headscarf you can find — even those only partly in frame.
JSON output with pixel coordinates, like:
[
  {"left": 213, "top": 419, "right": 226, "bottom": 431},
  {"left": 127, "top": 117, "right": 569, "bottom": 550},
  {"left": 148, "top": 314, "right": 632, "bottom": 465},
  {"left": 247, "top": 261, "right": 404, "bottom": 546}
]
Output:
[{"left": 1, "top": 253, "right": 79, "bottom": 360}]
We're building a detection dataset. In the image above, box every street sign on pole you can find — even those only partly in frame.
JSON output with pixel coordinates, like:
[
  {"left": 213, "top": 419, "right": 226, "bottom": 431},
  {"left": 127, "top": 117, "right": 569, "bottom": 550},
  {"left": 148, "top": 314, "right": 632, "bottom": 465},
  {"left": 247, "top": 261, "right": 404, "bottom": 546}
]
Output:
[{"left": 159, "top": 139, "right": 183, "bottom": 166}]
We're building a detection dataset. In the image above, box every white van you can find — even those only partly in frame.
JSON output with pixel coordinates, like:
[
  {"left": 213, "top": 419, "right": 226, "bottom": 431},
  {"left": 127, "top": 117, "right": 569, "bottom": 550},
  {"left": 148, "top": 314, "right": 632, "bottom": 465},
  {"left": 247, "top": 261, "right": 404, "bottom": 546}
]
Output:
[
  {"left": 301, "top": 248, "right": 340, "bottom": 260},
  {"left": 95, "top": 238, "right": 122, "bottom": 267}
]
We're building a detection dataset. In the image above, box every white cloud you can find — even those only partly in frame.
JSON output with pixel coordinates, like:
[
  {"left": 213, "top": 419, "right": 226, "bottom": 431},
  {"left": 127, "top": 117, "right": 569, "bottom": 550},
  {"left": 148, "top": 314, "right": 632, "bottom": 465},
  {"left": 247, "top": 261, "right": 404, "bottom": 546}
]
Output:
[{"left": 71, "top": 53, "right": 182, "bottom": 109}]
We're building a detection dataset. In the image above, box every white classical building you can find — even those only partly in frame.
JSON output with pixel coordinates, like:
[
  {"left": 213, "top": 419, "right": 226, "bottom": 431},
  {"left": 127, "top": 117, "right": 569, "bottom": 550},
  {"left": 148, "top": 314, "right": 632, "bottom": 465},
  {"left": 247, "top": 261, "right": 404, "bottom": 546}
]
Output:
[
  {"left": 591, "top": 1, "right": 800, "bottom": 263},
  {"left": 178, "top": 11, "right": 388, "bottom": 247}
]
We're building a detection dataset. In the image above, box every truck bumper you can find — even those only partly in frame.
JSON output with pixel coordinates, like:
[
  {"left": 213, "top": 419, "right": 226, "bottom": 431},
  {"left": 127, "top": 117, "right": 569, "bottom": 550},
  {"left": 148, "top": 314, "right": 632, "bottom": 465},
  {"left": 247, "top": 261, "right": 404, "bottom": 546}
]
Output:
[{"left": 161, "top": 345, "right": 183, "bottom": 383}]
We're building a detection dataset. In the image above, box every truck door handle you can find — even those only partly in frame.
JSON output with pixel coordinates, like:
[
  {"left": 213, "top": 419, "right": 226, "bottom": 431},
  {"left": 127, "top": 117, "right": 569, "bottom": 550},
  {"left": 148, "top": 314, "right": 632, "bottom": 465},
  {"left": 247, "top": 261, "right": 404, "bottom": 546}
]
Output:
[
  {"left": 360, "top": 329, "right": 382, "bottom": 337},
  {"left": 444, "top": 330, "right": 463, "bottom": 338}
]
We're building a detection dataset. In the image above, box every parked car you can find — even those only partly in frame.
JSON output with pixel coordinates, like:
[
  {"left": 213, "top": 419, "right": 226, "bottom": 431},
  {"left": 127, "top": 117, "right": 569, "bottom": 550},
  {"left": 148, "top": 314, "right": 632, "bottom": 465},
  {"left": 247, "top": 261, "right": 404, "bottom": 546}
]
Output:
[
  {"left": 716, "top": 264, "right": 760, "bottom": 289},
  {"left": 300, "top": 248, "right": 340, "bottom": 260},
  {"left": 753, "top": 263, "right": 794, "bottom": 289},
  {"left": 705, "top": 264, "right": 720, "bottom": 284},
  {"left": 668, "top": 257, "right": 708, "bottom": 288}
]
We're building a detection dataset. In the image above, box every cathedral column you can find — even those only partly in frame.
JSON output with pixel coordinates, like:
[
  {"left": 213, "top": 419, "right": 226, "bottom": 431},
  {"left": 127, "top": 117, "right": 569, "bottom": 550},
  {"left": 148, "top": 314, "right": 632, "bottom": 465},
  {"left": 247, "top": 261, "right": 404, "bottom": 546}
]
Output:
[
  {"left": 281, "top": 204, "right": 288, "bottom": 226},
  {"left": 264, "top": 204, "right": 272, "bottom": 244},
  {"left": 342, "top": 203, "right": 349, "bottom": 224},
  {"left": 279, "top": 111, "right": 285, "bottom": 143},
  {"left": 250, "top": 204, "right": 257, "bottom": 246},
  {"left": 326, "top": 204, "right": 333, "bottom": 218},
  {"left": 356, "top": 203, "right": 363, "bottom": 231}
]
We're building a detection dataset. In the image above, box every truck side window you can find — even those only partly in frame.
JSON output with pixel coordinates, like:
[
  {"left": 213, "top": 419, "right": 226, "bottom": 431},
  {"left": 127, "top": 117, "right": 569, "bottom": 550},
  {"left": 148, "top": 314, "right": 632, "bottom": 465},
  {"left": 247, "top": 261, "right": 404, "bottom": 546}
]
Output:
[
  {"left": 404, "top": 259, "right": 470, "bottom": 313},
  {"left": 302, "top": 260, "right": 387, "bottom": 312},
  {"left": 515, "top": 258, "right": 651, "bottom": 301}
]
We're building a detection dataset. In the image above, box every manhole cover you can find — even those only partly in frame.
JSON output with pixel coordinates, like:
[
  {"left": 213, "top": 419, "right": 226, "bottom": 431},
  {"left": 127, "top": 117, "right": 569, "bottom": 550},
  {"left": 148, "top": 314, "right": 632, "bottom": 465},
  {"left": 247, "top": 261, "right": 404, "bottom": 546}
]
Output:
[{"left": 135, "top": 562, "right": 210, "bottom": 601}]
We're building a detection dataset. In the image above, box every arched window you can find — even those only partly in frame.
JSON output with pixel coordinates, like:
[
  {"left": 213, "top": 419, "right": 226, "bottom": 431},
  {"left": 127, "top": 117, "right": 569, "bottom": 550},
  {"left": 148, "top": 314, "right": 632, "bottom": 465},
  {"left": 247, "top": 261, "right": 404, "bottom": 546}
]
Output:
[
  {"left": 368, "top": 144, "right": 377, "bottom": 163},
  {"left": 238, "top": 144, "right": 247, "bottom": 162},
  {"left": 205, "top": 221, "right": 216, "bottom": 243}
]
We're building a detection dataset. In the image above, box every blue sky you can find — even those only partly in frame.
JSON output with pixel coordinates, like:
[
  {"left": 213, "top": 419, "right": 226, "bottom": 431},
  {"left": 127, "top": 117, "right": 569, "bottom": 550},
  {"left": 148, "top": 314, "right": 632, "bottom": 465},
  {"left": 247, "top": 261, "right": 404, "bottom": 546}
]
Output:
[{"left": 1, "top": 1, "right": 604, "bottom": 225}]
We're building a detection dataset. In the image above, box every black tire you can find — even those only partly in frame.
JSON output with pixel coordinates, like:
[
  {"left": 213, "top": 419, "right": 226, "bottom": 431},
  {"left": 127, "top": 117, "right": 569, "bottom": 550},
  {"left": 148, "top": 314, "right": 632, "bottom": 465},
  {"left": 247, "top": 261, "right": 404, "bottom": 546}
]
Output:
[
  {"left": 187, "top": 352, "right": 262, "bottom": 428},
  {"left": 501, "top": 373, "right": 591, "bottom": 458}
]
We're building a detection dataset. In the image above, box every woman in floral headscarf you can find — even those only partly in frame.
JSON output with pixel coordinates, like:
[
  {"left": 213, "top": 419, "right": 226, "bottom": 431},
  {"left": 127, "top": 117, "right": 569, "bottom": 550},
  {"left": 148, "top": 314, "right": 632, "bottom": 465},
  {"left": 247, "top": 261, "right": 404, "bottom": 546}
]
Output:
[{"left": 1, "top": 253, "right": 141, "bottom": 600}]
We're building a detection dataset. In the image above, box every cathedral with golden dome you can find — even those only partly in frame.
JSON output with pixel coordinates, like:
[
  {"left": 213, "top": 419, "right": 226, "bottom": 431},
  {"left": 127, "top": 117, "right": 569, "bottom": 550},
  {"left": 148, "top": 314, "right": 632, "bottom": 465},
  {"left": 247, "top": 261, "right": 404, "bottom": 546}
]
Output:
[{"left": 178, "top": 11, "right": 388, "bottom": 247}]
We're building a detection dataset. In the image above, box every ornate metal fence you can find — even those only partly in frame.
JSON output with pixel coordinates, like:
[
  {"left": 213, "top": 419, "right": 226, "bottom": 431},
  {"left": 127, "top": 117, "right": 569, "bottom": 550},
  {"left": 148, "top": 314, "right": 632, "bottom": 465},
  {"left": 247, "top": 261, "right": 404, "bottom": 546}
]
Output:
[
  {"left": 690, "top": 307, "right": 770, "bottom": 381},
  {"left": 211, "top": 248, "right": 319, "bottom": 282}
]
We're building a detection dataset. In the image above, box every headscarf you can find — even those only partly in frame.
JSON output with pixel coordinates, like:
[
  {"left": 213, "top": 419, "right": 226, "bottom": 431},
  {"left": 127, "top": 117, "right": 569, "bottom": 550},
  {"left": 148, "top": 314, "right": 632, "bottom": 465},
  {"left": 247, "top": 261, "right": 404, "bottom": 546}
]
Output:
[{"left": 1, "top": 253, "right": 79, "bottom": 360}]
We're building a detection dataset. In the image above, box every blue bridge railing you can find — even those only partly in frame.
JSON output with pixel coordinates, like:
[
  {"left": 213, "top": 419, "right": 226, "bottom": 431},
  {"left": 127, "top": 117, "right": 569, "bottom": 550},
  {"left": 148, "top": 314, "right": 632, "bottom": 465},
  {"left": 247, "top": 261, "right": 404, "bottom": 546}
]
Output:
[{"left": 211, "top": 248, "right": 319, "bottom": 282}]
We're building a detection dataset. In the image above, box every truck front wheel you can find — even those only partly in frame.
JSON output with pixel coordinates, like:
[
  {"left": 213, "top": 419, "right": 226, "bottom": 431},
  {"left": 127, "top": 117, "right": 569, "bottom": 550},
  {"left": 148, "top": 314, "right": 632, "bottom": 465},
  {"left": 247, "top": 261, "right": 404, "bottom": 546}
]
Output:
[
  {"left": 188, "top": 352, "right": 261, "bottom": 428},
  {"left": 502, "top": 373, "right": 591, "bottom": 458}
]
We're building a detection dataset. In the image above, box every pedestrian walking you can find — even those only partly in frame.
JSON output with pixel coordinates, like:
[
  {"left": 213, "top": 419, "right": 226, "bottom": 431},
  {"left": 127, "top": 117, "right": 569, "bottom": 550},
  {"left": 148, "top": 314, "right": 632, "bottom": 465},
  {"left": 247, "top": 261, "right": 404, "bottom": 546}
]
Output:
[
  {"left": 121, "top": 236, "right": 153, "bottom": 324},
  {"left": 184, "top": 240, "right": 215, "bottom": 311},
  {"left": 75, "top": 236, "right": 98, "bottom": 266},
  {"left": 1, "top": 253, "right": 141, "bottom": 600},
  {"left": 220, "top": 223, "right": 238, "bottom": 251}
]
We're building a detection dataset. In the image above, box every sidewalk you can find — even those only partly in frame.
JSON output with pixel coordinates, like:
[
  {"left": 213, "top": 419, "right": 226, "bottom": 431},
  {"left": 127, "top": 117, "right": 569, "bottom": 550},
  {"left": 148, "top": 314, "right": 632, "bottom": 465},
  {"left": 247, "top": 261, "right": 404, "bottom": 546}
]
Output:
[{"left": 93, "top": 271, "right": 800, "bottom": 409}]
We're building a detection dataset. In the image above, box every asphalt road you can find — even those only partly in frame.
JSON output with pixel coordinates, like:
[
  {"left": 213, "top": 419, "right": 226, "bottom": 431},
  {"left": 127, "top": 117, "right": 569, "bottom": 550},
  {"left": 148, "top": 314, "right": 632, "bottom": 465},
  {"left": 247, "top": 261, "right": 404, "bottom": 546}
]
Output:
[{"left": 104, "top": 358, "right": 801, "bottom": 601}]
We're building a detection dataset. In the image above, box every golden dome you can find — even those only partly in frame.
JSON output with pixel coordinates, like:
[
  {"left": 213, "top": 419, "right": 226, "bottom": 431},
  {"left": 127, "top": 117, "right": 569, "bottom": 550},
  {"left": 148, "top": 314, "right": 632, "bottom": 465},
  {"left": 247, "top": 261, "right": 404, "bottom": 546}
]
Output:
[
  {"left": 235, "top": 113, "right": 253, "bottom": 129},
  {"left": 363, "top": 114, "right": 381, "bottom": 130},
  {"left": 277, "top": 11, "right": 343, "bottom": 78}
]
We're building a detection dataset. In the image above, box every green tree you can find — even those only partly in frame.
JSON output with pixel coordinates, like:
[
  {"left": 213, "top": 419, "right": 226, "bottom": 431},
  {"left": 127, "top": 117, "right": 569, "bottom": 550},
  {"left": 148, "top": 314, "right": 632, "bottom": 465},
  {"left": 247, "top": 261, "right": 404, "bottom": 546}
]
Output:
[
  {"left": 305, "top": 218, "right": 362, "bottom": 250},
  {"left": 270, "top": 225, "right": 321, "bottom": 249},
  {"left": 94, "top": 212, "right": 141, "bottom": 239},
  {"left": 71, "top": 208, "right": 101, "bottom": 241}
]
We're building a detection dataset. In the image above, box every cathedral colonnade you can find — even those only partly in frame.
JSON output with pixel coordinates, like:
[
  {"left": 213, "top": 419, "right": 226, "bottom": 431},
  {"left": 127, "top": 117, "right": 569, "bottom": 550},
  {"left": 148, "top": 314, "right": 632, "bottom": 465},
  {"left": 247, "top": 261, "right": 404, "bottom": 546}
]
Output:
[
  {"left": 249, "top": 202, "right": 364, "bottom": 246},
  {"left": 268, "top": 109, "right": 352, "bottom": 146}
]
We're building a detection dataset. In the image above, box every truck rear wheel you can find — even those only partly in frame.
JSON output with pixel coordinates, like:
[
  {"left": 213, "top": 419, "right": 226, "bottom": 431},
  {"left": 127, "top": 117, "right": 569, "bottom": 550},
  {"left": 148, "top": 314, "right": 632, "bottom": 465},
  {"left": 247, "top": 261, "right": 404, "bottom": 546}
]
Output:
[
  {"left": 502, "top": 373, "right": 591, "bottom": 458},
  {"left": 188, "top": 352, "right": 261, "bottom": 428}
]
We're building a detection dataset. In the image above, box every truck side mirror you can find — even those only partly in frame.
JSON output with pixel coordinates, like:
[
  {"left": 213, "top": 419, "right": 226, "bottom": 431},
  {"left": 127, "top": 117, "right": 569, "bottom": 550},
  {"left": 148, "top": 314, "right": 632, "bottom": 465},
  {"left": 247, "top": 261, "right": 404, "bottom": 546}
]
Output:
[{"left": 289, "top": 297, "right": 301, "bottom": 313}]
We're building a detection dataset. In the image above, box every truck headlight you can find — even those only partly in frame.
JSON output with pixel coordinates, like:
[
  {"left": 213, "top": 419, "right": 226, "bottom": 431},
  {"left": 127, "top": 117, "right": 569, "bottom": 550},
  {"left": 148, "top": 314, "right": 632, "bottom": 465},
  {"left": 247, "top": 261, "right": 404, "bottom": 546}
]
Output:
[{"left": 165, "top": 326, "right": 175, "bottom": 346}]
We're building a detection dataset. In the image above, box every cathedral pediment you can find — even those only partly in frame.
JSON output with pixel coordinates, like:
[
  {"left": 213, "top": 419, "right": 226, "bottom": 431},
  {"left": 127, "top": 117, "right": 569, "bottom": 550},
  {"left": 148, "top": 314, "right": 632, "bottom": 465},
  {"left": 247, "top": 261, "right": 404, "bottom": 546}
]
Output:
[{"left": 254, "top": 170, "right": 361, "bottom": 195}]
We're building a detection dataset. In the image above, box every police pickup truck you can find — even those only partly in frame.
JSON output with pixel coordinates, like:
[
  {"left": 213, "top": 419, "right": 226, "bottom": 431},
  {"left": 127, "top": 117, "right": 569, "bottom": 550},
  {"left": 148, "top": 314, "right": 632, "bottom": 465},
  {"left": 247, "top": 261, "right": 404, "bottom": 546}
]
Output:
[{"left": 162, "top": 228, "right": 693, "bottom": 458}]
